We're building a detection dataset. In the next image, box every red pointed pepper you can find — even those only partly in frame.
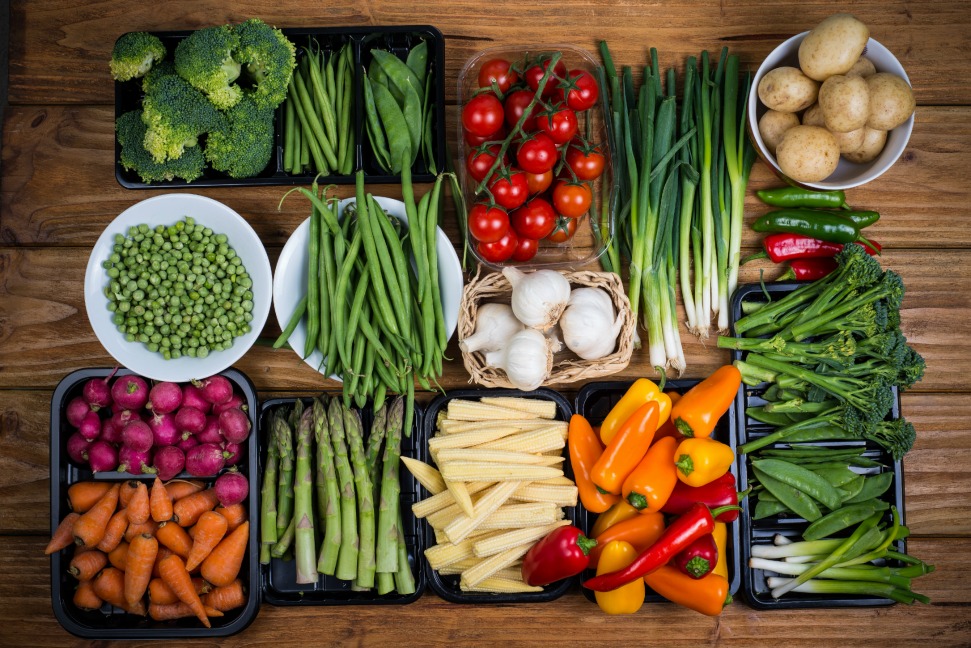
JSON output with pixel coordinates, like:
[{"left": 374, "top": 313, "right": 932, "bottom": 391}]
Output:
[
  {"left": 522, "top": 525, "right": 597, "bottom": 586},
  {"left": 673, "top": 534, "right": 718, "bottom": 579},
  {"left": 661, "top": 472, "right": 748, "bottom": 523}
]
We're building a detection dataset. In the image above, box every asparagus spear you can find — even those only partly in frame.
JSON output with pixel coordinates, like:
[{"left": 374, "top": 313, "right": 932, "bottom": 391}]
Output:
[
  {"left": 365, "top": 402, "right": 388, "bottom": 478},
  {"left": 393, "top": 508, "right": 416, "bottom": 595},
  {"left": 259, "top": 424, "right": 280, "bottom": 564},
  {"left": 376, "top": 397, "right": 403, "bottom": 574},
  {"left": 313, "top": 398, "right": 342, "bottom": 576},
  {"left": 271, "top": 516, "right": 296, "bottom": 558},
  {"left": 328, "top": 398, "right": 359, "bottom": 581},
  {"left": 289, "top": 397, "right": 305, "bottom": 430},
  {"left": 344, "top": 407, "right": 376, "bottom": 588},
  {"left": 274, "top": 412, "right": 296, "bottom": 539},
  {"left": 294, "top": 407, "right": 317, "bottom": 584}
]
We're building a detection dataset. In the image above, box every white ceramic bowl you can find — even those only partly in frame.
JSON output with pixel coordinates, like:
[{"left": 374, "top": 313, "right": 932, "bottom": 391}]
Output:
[
  {"left": 84, "top": 194, "right": 272, "bottom": 382},
  {"left": 748, "top": 32, "right": 914, "bottom": 190},
  {"left": 273, "top": 196, "right": 463, "bottom": 379}
]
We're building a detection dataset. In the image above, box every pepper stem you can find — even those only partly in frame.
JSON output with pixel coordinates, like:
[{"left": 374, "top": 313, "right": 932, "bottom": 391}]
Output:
[
  {"left": 675, "top": 453, "right": 694, "bottom": 476},
  {"left": 710, "top": 504, "right": 743, "bottom": 519},
  {"left": 576, "top": 534, "right": 598, "bottom": 556},
  {"left": 684, "top": 556, "right": 711, "bottom": 579},
  {"left": 627, "top": 493, "right": 648, "bottom": 510}
]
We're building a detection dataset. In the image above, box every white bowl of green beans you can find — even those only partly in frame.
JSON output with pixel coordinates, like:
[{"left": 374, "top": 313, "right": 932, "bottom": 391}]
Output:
[{"left": 84, "top": 193, "right": 273, "bottom": 381}]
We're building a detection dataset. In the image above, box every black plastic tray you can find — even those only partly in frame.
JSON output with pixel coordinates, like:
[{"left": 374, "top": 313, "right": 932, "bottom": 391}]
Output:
[
  {"left": 49, "top": 367, "right": 261, "bottom": 639},
  {"left": 258, "top": 396, "right": 426, "bottom": 605},
  {"left": 114, "top": 25, "right": 446, "bottom": 189},
  {"left": 574, "top": 380, "right": 743, "bottom": 604},
  {"left": 418, "top": 387, "right": 577, "bottom": 604},
  {"left": 730, "top": 282, "right": 907, "bottom": 609}
]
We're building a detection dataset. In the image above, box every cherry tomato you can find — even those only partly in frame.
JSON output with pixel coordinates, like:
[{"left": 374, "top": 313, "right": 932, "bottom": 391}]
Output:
[
  {"left": 535, "top": 104, "right": 578, "bottom": 146},
  {"left": 504, "top": 89, "right": 539, "bottom": 131},
  {"left": 546, "top": 214, "right": 578, "bottom": 243},
  {"left": 556, "top": 69, "right": 600, "bottom": 112},
  {"left": 524, "top": 169, "right": 554, "bottom": 195},
  {"left": 516, "top": 132, "right": 558, "bottom": 175},
  {"left": 462, "top": 93, "right": 505, "bottom": 138},
  {"left": 477, "top": 229, "right": 519, "bottom": 264},
  {"left": 511, "top": 236, "right": 539, "bottom": 262},
  {"left": 464, "top": 124, "right": 507, "bottom": 148},
  {"left": 478, "top": 58, "right": 518, "bottom": 94},
  {"left": 488, "top": 169, "right": 529, "bottom": 211},
  {"left": 565, "top": 142, "right": 606, "bottom": 181},
  {"left": 552, "top": 179, "right": 593, "bottom": 218},
  {"left": 468, "top": 203, "right": 510, "bottom": 243},
  {"left": 510, "top": 197, "right": 557, "bottom": 240},
  {"left": 466, "top": 144, "right": 504, "bottom": 183},
  {"left": 524, "top": 59, "right": 568, "bottom": 97}
]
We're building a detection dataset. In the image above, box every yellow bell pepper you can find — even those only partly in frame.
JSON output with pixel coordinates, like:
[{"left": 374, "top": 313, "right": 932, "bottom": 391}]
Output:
[
  {"left": 673, "top": 437, "right": 735, "bottom": 487},
  {"left": 594, "top": 540, "right": 645, "bottom": 615},
  {"left": 590, "top": 500, "right": 641, "bottom": 538},
  {"left": 599, "top": 378, "right": 672, "bottom": 445},
  {"left": 712, "top": 522, "right": 729, "bottom": 580}
]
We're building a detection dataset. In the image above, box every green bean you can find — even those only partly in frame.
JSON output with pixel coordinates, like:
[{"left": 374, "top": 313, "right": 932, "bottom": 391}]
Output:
[
  {"left": 346, "top": 260, "right": 371, "bottom": 355},
  {"left": 325, "top": 50, "right": 338, "bottom": 121},
  {"left": 753, "top": 466, "right": 823, "bottom": 522},
  {"left": 339, "top": 48, "right": 355, "bottom": 175},
  {"left": 284, "top": 94, "right": 296, "bottom": 172},
  {"left": 366, "top": 196, "right": 411, "bottom": 337},
  {"left": 358, "top": 343, "right": 376, "bottom": 410},
  {"left": 354, "top": 173, "right": 401, "bottom": 340},
  {"left": 347, "top": 324, "right": 367, "bottom": 400},
  {"left": 803, "top": 500, "right": 889, "bottom": 541},
  {"left": 422, "top": 72, "right": 435, "bottom": 174},
  {"left": 363, "top": 74, "right": 392, "bottom": 173},
  {"left": 373, "top": 382, "right": 387, "bottom": 414},
  {"left": 293, "top": 68, "right": 339, "bottom": 170},
  {"left": 845, "top": 472, "right": 894, "bottom": 504},
  {"left": 425, "top": 175, "right": 446, "bottom": 352},
  {"left": 304, "top": 203, "right": 321, "bottom": 359},
  {"left": 403, "top": 379, "right": 415, "bottom": 439},
  {"left": 273, "top": 295, "right": 308, "bottom": 348},
  {"left": 370, "top": 81, "right": 412, "bottom": 174},
  {"left": 318, "top": 214, "right": 334, "bottom": 359},
  {"left": 334, "top": 226, "right": 364, "bottom": 367},
  {"left": 288, "top": 80, "right": 329, "bottom": 174},
  {"left": 306, "top": 52, "right": 339, "bottom": 155},
  {"left": 752, "top": 458, "right": 844, "bottom": 511},
  {"left": 298, "top": 115, "right": 309, "bottom": 171}
]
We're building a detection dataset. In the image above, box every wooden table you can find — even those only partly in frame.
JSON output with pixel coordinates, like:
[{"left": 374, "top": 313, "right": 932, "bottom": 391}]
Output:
[{"left": 2, "top": 1, "right": 970, "bottom": 644}]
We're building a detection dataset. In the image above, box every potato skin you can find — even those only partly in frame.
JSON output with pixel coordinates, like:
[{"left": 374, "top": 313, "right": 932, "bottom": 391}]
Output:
[
  {"left": 819, "top": 75, "right": 870, "bottom": 132},
  {"left": 866, "top": 73, "right": 916, "bottom": 130},
  {"left": 798, "top": 13, "right": 870, "bottom": 81},
  {"left": 758, "top": 67, "right": 819, "bottom": 113},
  {"left": 759, "top": 110, "right": 801, "bottom": 155},
  {"left": 802, "top": 103, "right": 826, "bottom": 127},
  {"left": 776, "top": 125, "right": 841, "bottom": 182},
  {"left": 831, "top": 127, "right": 867, "bottom": 154},
  {"left": 846, "top": 56, "right": 877, "bottom": 78},
  {"left": 843, "top": 127, "right": 888, "bottom": 163}
]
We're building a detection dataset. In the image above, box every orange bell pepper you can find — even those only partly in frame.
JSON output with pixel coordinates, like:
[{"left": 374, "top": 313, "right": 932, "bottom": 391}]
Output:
[
  {"left": 594, "top": 541, "right": 645, "bottom": 615},
  {"left": 712, "top": 522, "right": 729, "bottom": 580},
  {"left": 673, "top": 437, "right": 735, "bottom": 487},
  {"left": 650, "top": 392, "right": 682, "bottom": 445},
  {"left": 621, "top": 436, "right": 678, "bottom": 512},
  {"left": 670, "top": 365, "right": 742, "bottom": 438},
  {"left": 569, "top": 415, "right": 620, "bottom": 514},
  {"left": 599, "top": 379, "right": 671, "bottom": 445},
  {"left": 588, "top": 511, "right": 665, "bottom": 569},
  {"left": 590, "top": 500, "right": 641, "bottom": 538},
  {"left": 643, "top": 565, "right": 731, "bottom": 616},
  {"left": 591, "top": 402, "right": 659, "bottom": 494}
]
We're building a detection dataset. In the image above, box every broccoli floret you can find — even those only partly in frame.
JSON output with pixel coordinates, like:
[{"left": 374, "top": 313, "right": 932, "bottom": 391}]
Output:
[
  {"left": 232, "top": 18, "right": 296, "bottom": 109},
  {"left": 141, "top": 74, "right": 226, "bottom": 162},
  {"left": 790, "top": 270, "right": 904, "bottom": 342},
  {"left": 174, "top": 25, "right": 243, "bottom": 110},
  {"left": 896, "top": 346, "right": 926, "bottom": 390},
  {"left": 867, "top": 418, "right": 917, "bottom": 461},
  {"left": 141, "top": 59, "right": 177, "bottom": 93},
  {"left": 856, "top": 330, "right": 909, "bottom": 366},
  {"left": 116, "top": 111, "right": 205, "bottom": 183},
  {"left": 110, "top": 31, "right": 167, "bottom": 81},
  {"left": 204, "top": 95, "right": 274, "bottom": 178}
]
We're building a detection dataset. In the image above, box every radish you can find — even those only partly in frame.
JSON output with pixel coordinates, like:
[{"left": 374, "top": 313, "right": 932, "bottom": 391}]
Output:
[
  {"left": 174, "top": 406, "right": 207, "bottom": 435},
  {"left": 122, "top": 419, "right": 154, "bottom": 453},
  {"left": 214, "top": 470, "right": 248, "bottom": 507},
  {"left": 181, "top": 384, "right": 211, "bottom": 413},
  {"left": 88, "top": 441, "right": 119, "bottom": 473},
  {"left": 79, "top": 410, "right": 102, "bottom": 442},
  {"left": 222, "top": 441, "right": 243, "bottom": 466},
  {"left": 66, "top": 431, "right": 92, "bottom": 464},
  {"left": 218, "top": 408, "right": 251, "bottom": 444},
  {"left": 82, "top": 376, "right": 112, "bottom": 410},
  {"left": 148, "top": 411, "right": 180, "bottom": 447},
  {"left": 177, "top": 434, "right": 200, "bottom": 453},
  {"left": 118, "top": 445, "right": 154, "bottom": 475},
  {"left": 66, "top": 396, "right": 91, "bottom": 428},
  {"left": 148, "top": 381, "right": 182, "bottom": 414},
  {"left": 197, "top": 415, "right": 224, "bottom": 445},
  {"left": 213, "top": 393, "right": 246, "bottom": 415},
  {"left": 111, "top": 374, "right": 149, "bottom": 411},
  {"left": 153, "top": 446, "right": 186, "bottom": 481},
  {"left": 104, "top": 409, "right": 138, "bottom": 444},
  {"left": 185, "top": 443, "right": 226, "bottom": 477},
  {"left": 196, "top": 375, "right": 233, "bottom": 405}
]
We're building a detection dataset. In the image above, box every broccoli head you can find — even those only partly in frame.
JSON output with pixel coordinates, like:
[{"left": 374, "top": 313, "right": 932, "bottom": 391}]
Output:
[
  {"left": 141, "top": 59, "right": 177, "bottom": 94},
  {"left": 867, "top": 418, "right": 917, "bottom": 461},
  {"left": 116, "top": 111, "right": 205, "bottom": 183},
  {"left": 110, "top": 31, "right": 167, "bottom": 82},
  {"left": 174, "top": 25, "right": 243, "bottom": 110},
  {"left": 204, "top": 95, "right": 275, "bottom": 178},
  {"left": 232, "top": 18, "right": 297, "bottom": 109},
  {"left": 141, "top": 74, "right": 226, "bottom": 162}
]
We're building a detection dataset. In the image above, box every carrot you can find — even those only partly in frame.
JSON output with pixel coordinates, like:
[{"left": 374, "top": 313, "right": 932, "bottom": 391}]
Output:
[
  {"left": 165, "top": 479, "right": 205, "bottom": 501},
  {"left": 108, "top": 541, "right": 129, "bottom": 571},
  {"left": 156, "top": 520, "right": 193, "bottom": 559},
  {"left": 173, "top": 489, "right": 220, "bottom": 527},
  {"left": 68, "top": 482, "right": 112, "bottom": 513},
  {"left": 148, "top": 577, "right": 211, "bottom": 605},
  {"left": 201, "top": 521, "right": 249, "bottom": 588},
  {"left": 73, "top": 579, "right": 103, "bottom": 611},
  {"left": 203, "top": 579, "right": 246, "bottom": 611},
  {"left": 215, "top": 503, "right": 247, "bottom": 532},
  {"left": 124, "top": 533, "right": 158, "bottom": 607},
  {"left": 92, "top": 566, "right": 146, "bottom": 616},
  {"left": 125, "top": 519, "right": 159, "bottom": 543},
  {"left": 127, "top": 481, "right": 150, "bottom": 525},
  {"left": 148, "top": 601, "right": 223, "bottom": 622},
  {"left": 158, "top": 554, "right": 210, "bottom": 628},
  {"left": 96, "top": 508, "right": 130, "bottom": 552},
  {"left": 185, "top": 511, "right": 228, "bottom": 571},
  {"left": 119, "top": 480, "right": 140, "bottom": 508},
  {"left": 152, "top": 546, "right": 175, "bottom": 579},
  {"left": 150, "top": 477, "right": 174, "bottom": 522},
  {"left": 68, "top": 549, "right": 108, "bottom": 581},
  {"left": 45, "top": 512, "right": 80, "bottom": 555},
  {"left": 74, "top": 483, "right": 120, "bottom": 548}
]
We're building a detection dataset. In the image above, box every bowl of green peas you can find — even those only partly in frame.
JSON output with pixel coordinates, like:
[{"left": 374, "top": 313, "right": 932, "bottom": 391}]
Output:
[{"left": 84, "top": 193, "right": 272, "bottom": 381}]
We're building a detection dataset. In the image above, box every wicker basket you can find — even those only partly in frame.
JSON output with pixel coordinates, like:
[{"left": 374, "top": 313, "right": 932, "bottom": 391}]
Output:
[{"left": 459, "top": 268, "right": 636, "bottom": 388}]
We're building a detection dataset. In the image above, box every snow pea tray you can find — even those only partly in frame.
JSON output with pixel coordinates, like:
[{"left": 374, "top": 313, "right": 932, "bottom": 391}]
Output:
[
  {"left": 257, "top": 396, "right": 426, "bottom": 606},
  {"left": 417, "top": 387, "right": 578, "bottom": 604},
  {"left": 114, "top": 25, "right": 446, "bottom": 189},
  {"left": 49, "top": 367, "right": 261, "bottom": 640},
  {"left": 574, "top": 380, "right": 743, "bottom": 605},
  {"left": 731, "top": 282, "right": 907, "bottom": 610}
]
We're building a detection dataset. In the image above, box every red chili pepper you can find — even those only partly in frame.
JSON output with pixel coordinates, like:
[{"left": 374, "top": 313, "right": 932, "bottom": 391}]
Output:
[
  {"left": 582, "top": 503, "right": 741, "bottom": 592},
  {"left": 673, "top": 534, "right": 718, "bottom": 580},
  {"left": 777, "top": 257, "right": 838, "bottom": 281},
  {"left": 661, "top": 473, "right": 748, "bottom": 523},
  {"left": 522, "top": 524, "right": 597, "bottom": 586},
  {"left": 744, "top": 233, "right": 882, "bottom": 264}
]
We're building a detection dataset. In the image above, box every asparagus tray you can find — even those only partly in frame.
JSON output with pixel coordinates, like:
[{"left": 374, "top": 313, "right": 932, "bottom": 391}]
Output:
[
  {"left": 730, "top": 282, "right": 907, "bottom": 609},
  {"left": 258, "top": 397, "right": 426, "bottom": 605},
  {"left": 574, "top": 380, "right": 743, "bottom": 604}
]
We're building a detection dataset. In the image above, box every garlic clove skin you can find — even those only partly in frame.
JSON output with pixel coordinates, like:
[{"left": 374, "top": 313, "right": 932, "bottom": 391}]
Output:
[
  {"left": 502, "top": 267, "right": 571, "bottom": 332},
  {"left": 483, "top": 328, "right": 554, "bottom": 392},
  {"left": 560, "top": 287, "right": 623, "bottom": 360},
  {"left": 460, "top": 303, "right": 524, "bottom": 354}
]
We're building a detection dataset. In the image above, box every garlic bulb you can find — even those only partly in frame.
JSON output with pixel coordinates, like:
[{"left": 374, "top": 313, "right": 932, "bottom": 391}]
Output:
[
  {"left": 484, "top": 329, "right": 554, "bottom": 391},
  {"left": 460, "top": 303, "right": 524, "bottom": 354},
  {"left": 502, "top": 267, "right": 571, "bottom": 331},
  {"left": 560, "top": 287, "right": 624, "bottom": 360}
]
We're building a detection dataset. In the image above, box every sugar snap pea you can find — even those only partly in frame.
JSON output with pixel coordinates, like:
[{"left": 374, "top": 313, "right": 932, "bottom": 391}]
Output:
[
  {"left": 370, "top": 81, "right": 413, "bottom": 174},
  {"left": 752, "top": 466, "right": 823, "bottom": 522},
  {"left": 803, "top": 500, "right": 889, "bottom": 541},
  {"left": 836, "top": 474, "right": 866, "bottom": 502},
  {"left": 844, "top": 472, "right": 894, "bottom": 504},
  {"left": 752, "top": 458, "right": 844, "bottom": 511},
  {"left": 405, "top": 41, "right": 428, "bottom": 93},
  {"left": 809, "top": 465, "right": 859, "bottom": 488},
  {"left": 753, "top": 498, "right": 789, "bottom": 520},
  {"left": 363, "top": 74, "right": 392, "bottom": 172}
]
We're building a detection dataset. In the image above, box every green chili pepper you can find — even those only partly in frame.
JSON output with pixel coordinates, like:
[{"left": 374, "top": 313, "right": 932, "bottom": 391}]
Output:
[
  {"left": 834, "top": 209, "right": 880, "bottom": 229},
  {"left": 757, "top": 186, "right": 848, "bottom": 209},
  {"left": 752, "top": 209, "right": 872, "bottom": 246}
]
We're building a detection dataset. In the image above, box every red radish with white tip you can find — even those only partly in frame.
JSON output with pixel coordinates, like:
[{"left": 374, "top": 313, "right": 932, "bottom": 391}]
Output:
[
  {"left": 122, "top": 419, "right": 154, "bottom": 453},
  {"left": 196, "top": 415, "right": 224, "bottom": 445},
  {"left": 218, "top": 408, "right": 251, "bottom": 444},
  {"left": 181, "top": 384, "right": 211, "bottom": 413},
  {"left": 79, "top": 410, "right": 102, "bottom": 442},
  {"left": 67, "top": 432, "right": 92, "bottom": 464},
  {"left": 148, "top": 411, "right": 179, "bottom": 447},
  {"left": 185, "top": 443, "right": 226, "bottom": 477},
  {"left": 82, "top": 376, "right": 113, "bottom": 410},
  {"left": 118, "top": 445, "right": 154, "bottom": 475},
  {"left": 153, "top": 446, "right": 186, "bottom": 481},
  {"left": 88, "top": 441, "right": 119, "bottom": 472},
  {"left": 214, "top": 470, "right": 248, "bottom": 507},
  {"left": 222, "top": 442, "right": 243, "bottom": 466},
  {"left": 111, "top": 374, "right": 149, "bottom": 411},
  {"left": 66, "top": 397, "right": 91, "bottom": 428},
  {"left": 148, "top": 381, "right": 182, "bottom": 414},
  {"left": 196, "top": 375, "right": 233, "bottom": 405}
]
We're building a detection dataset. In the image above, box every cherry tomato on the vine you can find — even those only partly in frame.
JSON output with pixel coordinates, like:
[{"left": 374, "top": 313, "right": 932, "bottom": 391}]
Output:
[
  {"left": 504, "top": 89, "right": 540, "bottom": 131},
  {"left": 488, "top": 169, "right": 530, "bottom": 211},
  {"left": 552, "top": 179, "right": 593, "bottom": 218},
  {"left": 477, "top": 228, "right": 519, "bottom": 264},
  {"left": 535, "top": 104, "right": 578, "bottom": 146},
  {"left": 511, "top": 236, "right": 539, "bottom": 262},
  {"left": 466, "top": 144, "right": 505, "bottom": 183},
  {"left": 462, "top": 93, "right": 505, "bottom": 138},
  {"left": 478, "top": 58, "right": 518, "bottom": 94},
  {"left": 464, "top": 125, "right": 507, "bottom": 148},
  {"left": 525, "top": 59, "right": 568, "bottom": 97},
  {"left": 556, "top": 69, "right": 600, "bottom": 112},
  {"left": 546, "top": 214, "right": 578, "bottom": 243},
  {"left": 565, "top": 142, "right": 606, "bottom": 181},
  {"left": 516, "top": 132, "right": 558, "bottom": 175},
  {"left": 468, "top": 203, "right": 510, "bottom": 243},
  {"left": 524, "top": 169, "right": 554, "bottom": 195},
  {"left": 510, "top": 197, "right": 557, "bottom": 240}
]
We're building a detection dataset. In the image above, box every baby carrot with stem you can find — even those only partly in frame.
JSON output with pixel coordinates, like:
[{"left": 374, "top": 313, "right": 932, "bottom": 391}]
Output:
[
  {"left": 173, "top": 489, "right": 220, "bottom": 527},
  {"left": 74, "top": 483, "right": 120, "bottom": 548},
  {"left": 156, "top": 520, "right": 192, "bottom": 559},
  {"left": 127, "top": 481, "right": 150, "bottom": 525},
  {"left": 150, "top": 477, "right": 174, "bottom": 522},
  {"left": 158, "top": 554, "right": 210, "bottom": 628},
  {"left": 69, "top": 550, "right": 108, "bottom": 581}
]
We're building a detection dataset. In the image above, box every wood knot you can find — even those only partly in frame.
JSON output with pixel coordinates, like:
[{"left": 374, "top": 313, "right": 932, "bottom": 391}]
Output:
[
  {"left": 0, "top": 409, "right": 18, "bottom": 438},
  {"left": 31, "top": 111, "right": 47, "bottom": 128}
]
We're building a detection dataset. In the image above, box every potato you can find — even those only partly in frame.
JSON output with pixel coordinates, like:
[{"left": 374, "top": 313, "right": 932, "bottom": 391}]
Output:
[
  {"left": 776, "top": 126, "right": 841, "bottom": 183},
  {"left": 802, "top": 103, "right": 826, "bottom": 127},
  {"left": 758, "top": 67, "right": 819, "bottom": 113},
  {"left": 758, "top": 110, "right": 801, "bottom": 155},
  {"left": 798, "top": 13, "right": 870, "bottom": 81},
  {"left": 866, "top": 72, "right": 916, "bottom": 130},
  {"left": 843, "top": 127, "right": 888, "bottom": 163},
  {"left": 846, "top": 56, "right": 877, "bottom": 78},
  {"left": 831, "top": 127, "right": 866, "bottom": 154},
  {"left": 819, "top": 75, "right": 870, "bottom": 132}
]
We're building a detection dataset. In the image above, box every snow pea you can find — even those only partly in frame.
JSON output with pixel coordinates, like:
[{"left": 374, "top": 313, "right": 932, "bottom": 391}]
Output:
[
  {"left": 752, "top": 466, "right": 822, "bottom": 522},
  {"left": 845, "top": 472, "right": 894, "bottom": 504},
  {"left": 752, "top": 458, "right": 843, "bottom": 511},
  {"left": 803, "top": 499, "right": 889, "bottom": 541}
]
